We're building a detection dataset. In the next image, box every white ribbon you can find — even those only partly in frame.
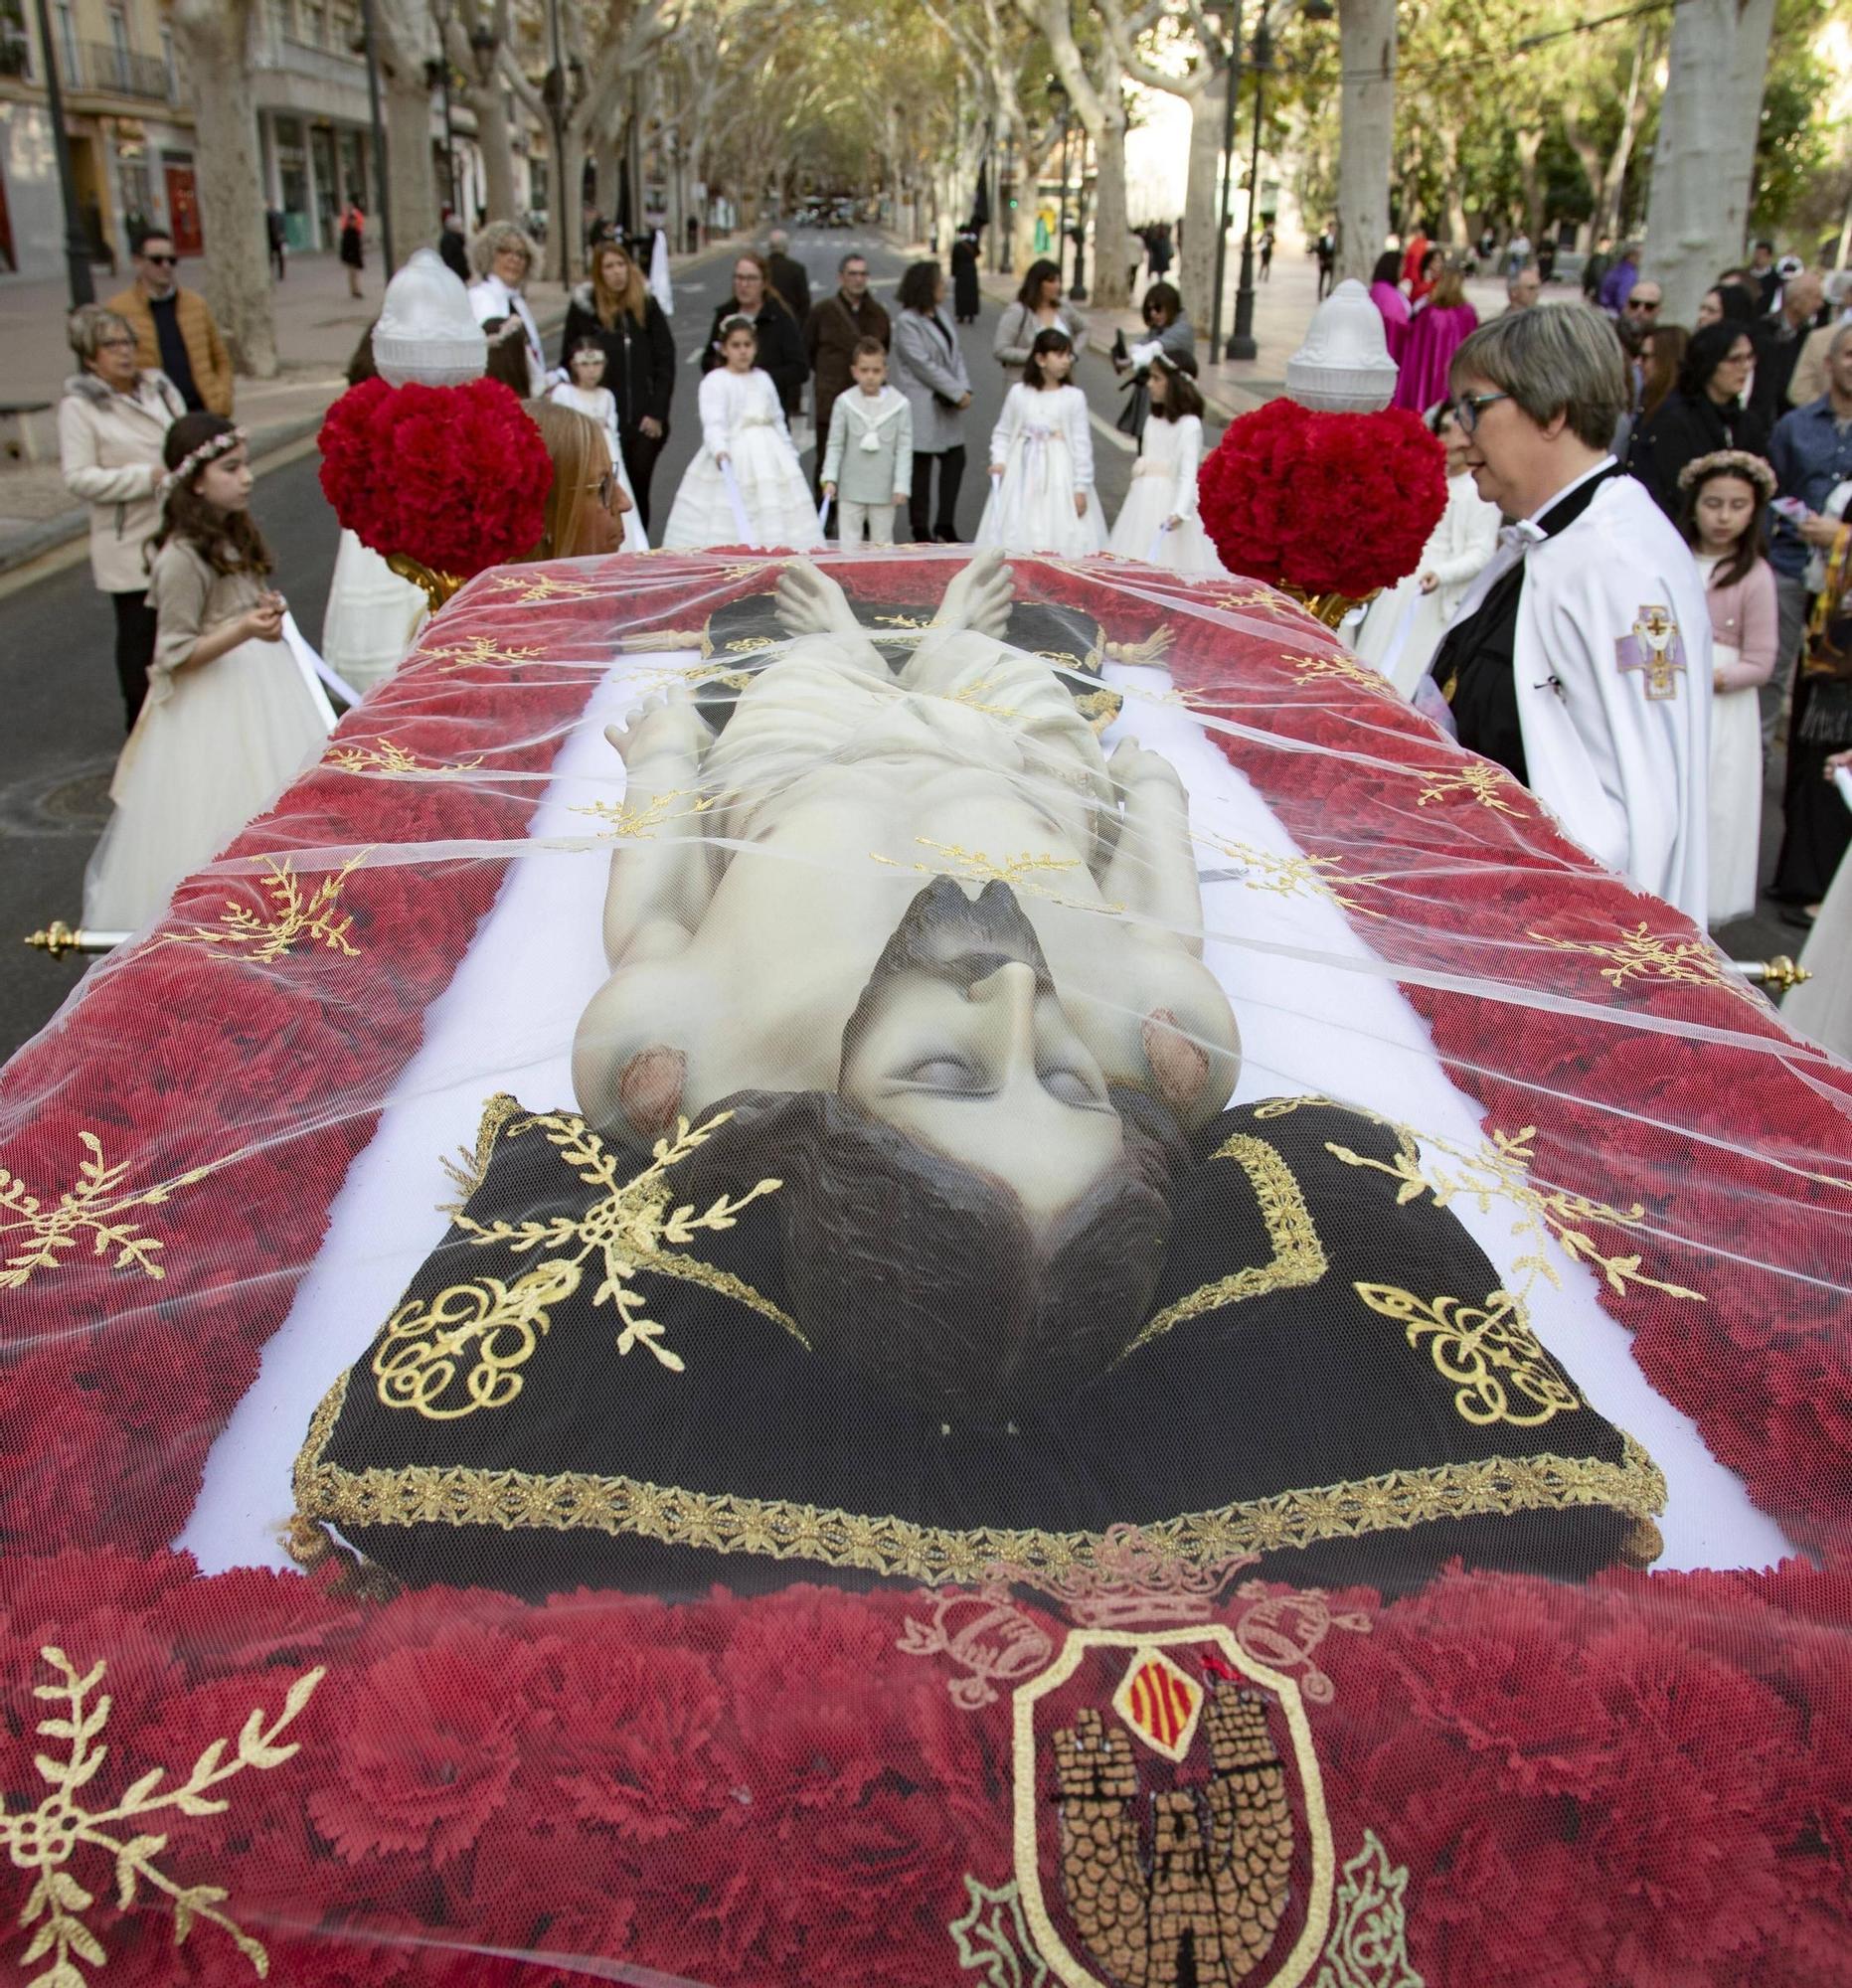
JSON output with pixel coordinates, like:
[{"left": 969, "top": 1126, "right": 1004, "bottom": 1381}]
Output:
[
  {"left": 817, "top": 493, "right": 833, "bottom": 534},
  {"left": 719, "top": 458, "right": 757, "bottom": 547},
  {"left": 1143, "top": 520, "right": 1170, "bottom": 565},
  {"left": 282, "top": 611, "right": 355, "bottom": 715}
]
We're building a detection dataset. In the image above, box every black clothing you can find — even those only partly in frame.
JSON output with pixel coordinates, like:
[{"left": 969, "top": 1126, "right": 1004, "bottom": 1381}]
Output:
[
  {"left": 1627, "top": 391, "right": 1769, "bottom": 519},
  {"left": 702, "top": 298, "right": 807, "bottom": 416},
  {"left": 438, "top": 228, "right": 470, "bottom": 282},
  {"left": 265, "top": 210, "right": 286, "bottom": 281},
  {"left": 559, "top": 289, "right": 678, "bottom": 528},
  {"left": 767, "top": 251, "right": 812, "bottom": 327},
  {"left": 109, "top": 588, "right": 158, "bottom": 728},
  {"left": 1752, "top": 264, "right": 1780, "bottom": 312},
  {"left": 950, "top": 238, "right": 980, "bottom": 321},
  {"left": 306, "top": 1093, "right": 1655, "bottom": 1601},
  {"left": 1431, "top": 465, "right": 1623, "bottom": 783},
  {"left": 147, "top": 293, "right": 202, "bottom": 412},
  {"left": 1581, "top": 252, "right": 1611, "bottom": 301},
  {"left": 1773, "top": 673, "right": 1852, "bottom": 903},
  {"left": 910, "top": 443, "right": 965, "bottom": 543},
  {"left": 339, "top": 218, "right": 364, "bottom": 270},
  {"left": 1749, "top": 319, "right": 1808, "bottom": 429}
]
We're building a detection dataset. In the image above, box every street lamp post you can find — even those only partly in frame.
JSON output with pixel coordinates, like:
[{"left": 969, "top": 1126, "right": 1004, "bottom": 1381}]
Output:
[
  {"left": 1049, "top": 82, "right": 1070, "bottom": 283},
  {"left": 31, "top": 0, "right": 93, "bottom": 307},
  {"left": 1071, "top": 172, "right": 1089, "bottom": 300},
  {"left": 1224, "top": 17, "right": 1268, "bottom": 361},
  {"left": 358, "top": 0, "right": 395, "bottom": 273},
  {"left": 425, "top": 47, "right": 456, "bottom": 217},
  {"left": 1208, "top": 10, "right": 1244, "bottom": 359}
]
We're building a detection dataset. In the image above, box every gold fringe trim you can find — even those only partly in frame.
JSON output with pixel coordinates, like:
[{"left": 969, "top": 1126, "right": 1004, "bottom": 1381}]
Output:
[{"left": 437, "top": 1090, "right": 525, "bottom": 1216}]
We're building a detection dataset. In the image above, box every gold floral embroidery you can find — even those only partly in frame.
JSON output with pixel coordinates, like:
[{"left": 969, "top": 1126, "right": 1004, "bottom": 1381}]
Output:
[
  {"left": 295, "top": 1363, "right": 1664, "bottom": 1584},
  {"left": 1282, "top": 650, "right": 1398, "bottom": 697},
  {"left": 324, "top": 739, "right": 485, "bottom": 775},
  {"left": 1312, "top": 1832, "right": 1423, "bottom": 1988},
  {"left": 572, "top": 789, "right": 719, "bottom": 840},
  {"left": 1354, "top": 1282, "right": 1580, "bottom": 1428},
  {"left": 482, "top": 572, "right": 595, "bottom": 603},
  {"left": 872, "top": 840, "right": 1080, "bottom": 895},
  {"left": 1326, "top": 1123, "right": 1705, "bottom": 1302},
  {"left": 1527, "top": 919, "right": 1735, "bottom": 992},
  {"left": 156, "top": 852, "right": 369, "bottom": 964},
  {"left": 0, "top": 1646, "right": 322, "bottom": 1986},
  {"left": 0, "top": 1134, "right": 214, "bottom": 1291},
  {"left": 422, "top": 633, "right": 547, "bottom": 671},
  {"left": 1126, "top": 1133, "right": 1327, "bottom": 1355},
  {"left": 372, "top": 1259, "right": 584, "bottom": 1419},
  {"left": 447, "top": 1107, "right": 788, "bottom": 1373},
  {"left": 1414, "top": 760, "right": 1526, "bottom": 816},
  {"left": 1196, "top": 835, "right": 1385, "bottom": 917}
]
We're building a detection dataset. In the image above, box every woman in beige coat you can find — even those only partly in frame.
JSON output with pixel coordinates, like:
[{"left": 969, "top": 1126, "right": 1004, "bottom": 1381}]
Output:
[{"left": 58, "top": 304, "right": 185, "bottom": 726}]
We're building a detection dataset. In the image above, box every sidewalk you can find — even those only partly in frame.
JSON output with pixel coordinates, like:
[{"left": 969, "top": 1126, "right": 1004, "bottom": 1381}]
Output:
[
  {"left": 0, "top": 243, "right": 721, "bottom": 576},
  {"left": 973, "top": 253, "right": 1517, "bottom": 420}
]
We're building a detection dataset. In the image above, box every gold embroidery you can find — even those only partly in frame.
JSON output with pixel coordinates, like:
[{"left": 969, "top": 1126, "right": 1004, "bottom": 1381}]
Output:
[
  {"left": 482, "top": 571, "right": 595, "bottom": 603},
  {"left": 1354, "top": 1282, "right": 1580, "bottom": 1428},
  {"left": 423, "top": 633, "right": 546, "bottom": 671},
  {"left": 0, "top": 1646, "right": 322, "bottom": 1986},
  {"left": 992, "top": 1522, "right": 1257, "bottom": 1629},
  {"left": 1414, "top": 760, "right": 1526, "bottom": 816},
  {"left": 1326, "top": 1124, "right": 1705, "bottom": 1302},
  {"left": 1196, "top": 834, "right": 1385, "bottom": 917},
  {"left": 448, "top": 1107, "right": 788, "bottom": 1372},
  {"left": 872, "top": 840, "right": 1080, "bottom": 895},
  {"left": 1101, "top": 626, "right": 1174, "bottom": 668},
  {"left": 1527, "top": 919, "right": 1734, "bottom": 992},
  {"left": 324, "top": 739, "right": 484, "bottom": 775},
  {"left": 1127, "top": 1133, "right": 1327, "bottom": 1355},
  {"left": 0, "top": 1133, "right": 214, "bottom": 1291},
  {"left": 372, "top": 1259, "right": 584, "bottom": 1419},
  {"left": 1312, "top": 1832, "right": 1423, "bottom": 1988},
  {"left": 157, "top": 851, "right": 369, "bottom": 964},
  {"left": 949, "top": 1873, "right": 1050, "bottom": 1987},
  {"left": 1252, "top": 1094, "right": 1336, "bottom": 1119},
  {"left": 1282, "top": 650, "right": 1398, "bottom": 698},
  {"left": 572, "top": 789, "right": 719, "bottom": 840},
  {"left": 295, "top": 1360, "right": 1664, "bottom": 1584},
  {"left": 437, "top": 1092, "right": 526, "bottom": 1213}
]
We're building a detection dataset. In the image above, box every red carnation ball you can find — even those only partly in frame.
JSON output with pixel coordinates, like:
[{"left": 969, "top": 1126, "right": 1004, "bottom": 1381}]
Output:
[
  {"left": 1199, "top": 397, "right": 1447, "bottom": 597},
  {"left": 318, "top": 376, "right": 554, "bottom": 579}
]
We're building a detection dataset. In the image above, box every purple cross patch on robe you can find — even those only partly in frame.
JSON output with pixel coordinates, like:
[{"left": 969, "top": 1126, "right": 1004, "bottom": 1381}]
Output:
[{"left": 1614, "top": 604, "right": 1687, "bottom": 700}]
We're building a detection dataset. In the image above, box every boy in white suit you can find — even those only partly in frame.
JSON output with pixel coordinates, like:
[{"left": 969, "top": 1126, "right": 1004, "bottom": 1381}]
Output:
[{"left": 821, "top": 339, "right": 913, "bottom": 546}]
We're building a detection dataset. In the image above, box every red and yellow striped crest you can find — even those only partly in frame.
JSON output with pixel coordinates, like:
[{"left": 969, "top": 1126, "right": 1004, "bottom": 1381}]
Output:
[{"left": 1110, "top": 1645, "right": 1204, "bottom": 1763}]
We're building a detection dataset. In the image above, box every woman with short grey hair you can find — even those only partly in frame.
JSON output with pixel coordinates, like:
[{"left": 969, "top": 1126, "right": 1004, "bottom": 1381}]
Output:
[
  {"left": 466, "top": 221, "right": 545, "bottom": 392},
  {"left": 57, "top": 302, "right": 186, "bottom": 726}
]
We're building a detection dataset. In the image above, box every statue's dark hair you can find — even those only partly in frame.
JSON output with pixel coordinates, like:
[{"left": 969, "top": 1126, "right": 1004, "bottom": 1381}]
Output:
[{"left": 683, "top": 1083, "right": 1186, "bottom": 1429}]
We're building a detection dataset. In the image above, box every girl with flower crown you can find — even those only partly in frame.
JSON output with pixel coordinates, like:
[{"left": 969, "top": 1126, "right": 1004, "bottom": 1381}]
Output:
[
  {"left": 1677, "top": 448, "right": 1779, "bottom": 924},
  {"left": 976, "top": 326, "right": 1104, "bottom": 558},
  {"left": 662, "top": 315, "right": 821, "bottom": 551},
  {"left": 83, "top": 414, "right": 332, "bottom": 931}
]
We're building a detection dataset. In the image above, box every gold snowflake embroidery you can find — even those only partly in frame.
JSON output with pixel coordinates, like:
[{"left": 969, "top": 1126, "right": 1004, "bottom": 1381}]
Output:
[
  {"left": 0, "top": 1134, "right": 214, "bottom": 1291},
  {"left": 323, "top": 739, "right": 484, "bottom": 775},
  {"left": 1198, "top": 835, "right": 1384, "bottom": 917},
  {"left": 1281, "top": 650, "right": 1397, "bottom": 697},
  {"left": 158, "top": 853, "right": 369, "bottom": 965},
  {"left": 1326, "top": 1122, "right": 1704, "bottom": 1302},
  {"left": 423, "top": 634, "right": 546, "bottom": 672},
  {"left": 572, "top": 790, "right": 719, "bottom": 840},
  {"left": 450, "top": 1109, "right": 783, "bottom": 1372},
  {"left": 1414, "top": 761, "right": 1526, "bottom": 817},
  {"left": 1, "top": 1646, "right": 322, "bottom": 1987},
  {"left": 1529, "top": 920, "right": 1733, "bottom": 992}
]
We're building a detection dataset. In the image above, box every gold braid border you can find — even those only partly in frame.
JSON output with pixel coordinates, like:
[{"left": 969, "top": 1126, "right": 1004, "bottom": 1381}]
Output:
[{"left": 294, "top": 1362, "right": 1664, "bottom": 1587}]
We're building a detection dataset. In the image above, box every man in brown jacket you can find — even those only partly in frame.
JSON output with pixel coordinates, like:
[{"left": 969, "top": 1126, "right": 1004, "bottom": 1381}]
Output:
[
  {"left": 803, "top": 251, "right": 890, "bottom": 524},
  {"left": 107, "top": 229, "right": 235, "bottom": 417}
]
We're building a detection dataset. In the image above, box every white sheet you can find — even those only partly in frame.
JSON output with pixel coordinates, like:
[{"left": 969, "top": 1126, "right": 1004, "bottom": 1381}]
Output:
[{"left": 179, "top": 653, "right": 1794, "bottom": 1577}]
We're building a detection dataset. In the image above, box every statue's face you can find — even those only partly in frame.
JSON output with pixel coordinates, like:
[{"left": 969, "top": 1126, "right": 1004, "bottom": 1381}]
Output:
[{"left": 838, "top": 881, "right": 1125, "bottom": 1235}]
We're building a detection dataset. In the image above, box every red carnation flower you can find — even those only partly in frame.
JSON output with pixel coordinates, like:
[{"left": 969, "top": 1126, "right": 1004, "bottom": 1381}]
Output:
[
  {"left": 318, "top": 377, "right": 552, "bottom": 580},
  {"left": 1199, "top": 398, "right": 1447, "bottom": 597}
]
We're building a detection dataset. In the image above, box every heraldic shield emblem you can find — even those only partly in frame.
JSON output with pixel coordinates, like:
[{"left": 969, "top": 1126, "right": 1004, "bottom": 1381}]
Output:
[{"left": 1013, "top": 1626, "right": 1334, "bottom": 1988}]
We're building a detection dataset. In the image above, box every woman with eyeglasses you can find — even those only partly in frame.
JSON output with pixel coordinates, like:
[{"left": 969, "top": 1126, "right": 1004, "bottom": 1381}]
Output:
[
  {"left": 523, "top": 400, "right": 633, "bottom": 561},
  {"left": 57, "top": 303, "right": 187, "bottom": 728},
  {"left": 1627, "top": 322, "right": 1769, "bottom": 521}
]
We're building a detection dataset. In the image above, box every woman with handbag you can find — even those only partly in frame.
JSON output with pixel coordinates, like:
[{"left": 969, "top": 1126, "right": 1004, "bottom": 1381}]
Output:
[{"left": 891, "top": 260, "right": 973, "bottom": 543}]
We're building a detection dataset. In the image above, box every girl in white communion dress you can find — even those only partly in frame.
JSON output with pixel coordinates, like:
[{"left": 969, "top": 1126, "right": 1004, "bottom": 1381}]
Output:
[
  {"left": 1106, "top": 356, "right": 1227, "bottom": 574},
  {"left": 976, "top": 327, "right": 1106, "bottom": 559}
]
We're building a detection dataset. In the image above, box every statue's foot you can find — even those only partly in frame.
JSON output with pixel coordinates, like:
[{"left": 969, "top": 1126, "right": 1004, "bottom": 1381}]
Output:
[
  {"left": 773, "top": 559, "right": 863, "bottom": 639},
  {"left": 932, "top": 548, "right": 1015, "bottom": 639}
]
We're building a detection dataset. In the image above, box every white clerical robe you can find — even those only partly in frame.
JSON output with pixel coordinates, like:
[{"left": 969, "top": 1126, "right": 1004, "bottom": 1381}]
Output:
[{"left": 1449, "top": 471, "right": 1711, "bottom": 922}]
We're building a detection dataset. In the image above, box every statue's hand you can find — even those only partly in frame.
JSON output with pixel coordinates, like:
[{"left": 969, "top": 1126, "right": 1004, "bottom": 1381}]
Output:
[
  {"left": 605, "top": 684, "right": 713, "bottom": 769},
  {"left": 933, "top": 547, "right": 1015, "bottom": 637},
  {"left": 1109, "top": 737, "right": 1186, "bottom": 802}
]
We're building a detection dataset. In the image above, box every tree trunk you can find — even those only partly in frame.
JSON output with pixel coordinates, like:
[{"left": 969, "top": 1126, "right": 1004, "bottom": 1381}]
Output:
[
  {"left": 170, "top": 0, "right": 276, "bottom": 379},
  {"left": 1177, "top": 75, "right": 1222, "bottom": 334},
  {"left": 473, "top": 80, "right": 519, "bottom": 225},
  {"left": 382, "top": 71, "right": 437, "bottom": 270},
  {"left": 1513, "top": 126, "right": 1545, "bottom": 246},
  {"left": 1335, "top": 0, "right": 1395, "bottom": 281},
  {"left": 1599, "top": 29, "right": 1653, "bottom": 245},
  {"left": 1087, "top": 78, "right": 1131, "bottom": 307},
  {"left": 1642, "top": 0, "right": 1777, "bottom": 318}
]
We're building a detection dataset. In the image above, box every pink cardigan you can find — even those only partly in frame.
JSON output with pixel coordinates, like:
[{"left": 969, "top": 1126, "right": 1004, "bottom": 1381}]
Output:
[{"left": 1703, "top": 555, "right": 1778, "bottom": 692}]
